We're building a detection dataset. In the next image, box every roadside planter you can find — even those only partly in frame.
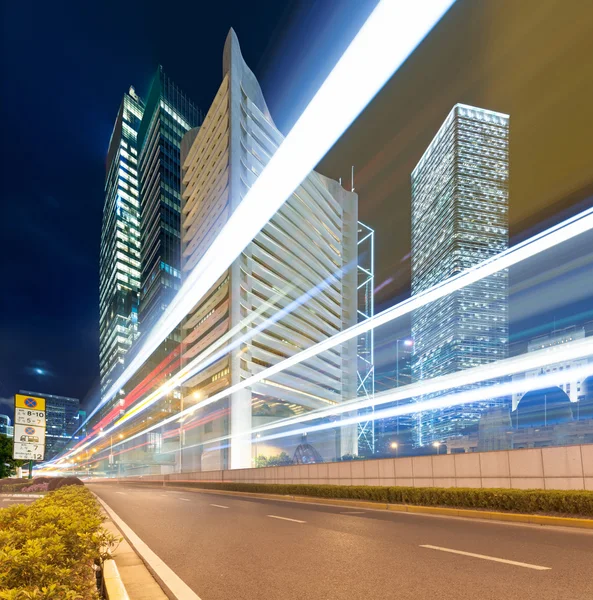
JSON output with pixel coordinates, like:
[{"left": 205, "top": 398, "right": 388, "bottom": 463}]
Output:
[{"left": 0, "top": 482, "right": 120, "bottom": 599}]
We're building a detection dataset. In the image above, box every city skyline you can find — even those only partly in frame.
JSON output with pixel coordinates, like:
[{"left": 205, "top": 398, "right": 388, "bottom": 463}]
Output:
[
  {"left": 2, "top": 5, "right": 593, "bottom": 599},
  {"left": 2, "top": 1, "right": 592, "bottom": 407}
]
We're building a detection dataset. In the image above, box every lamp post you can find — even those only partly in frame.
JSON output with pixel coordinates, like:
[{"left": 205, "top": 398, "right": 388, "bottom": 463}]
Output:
[{"left": 395, "top": 339, "right": 413, "bottom": 435}]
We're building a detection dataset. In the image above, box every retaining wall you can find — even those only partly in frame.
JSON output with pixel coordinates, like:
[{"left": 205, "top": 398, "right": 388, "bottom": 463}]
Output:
[{"left": 124, "top": 444, "right": 593, "bottom": 491}]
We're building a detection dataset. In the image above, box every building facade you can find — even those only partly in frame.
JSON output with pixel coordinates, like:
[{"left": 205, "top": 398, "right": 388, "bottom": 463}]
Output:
[
  {"left": 411, "top": 104, "right": 510, "bottom": 446},
  {"left": 178, "top": 30, "right": 359, "bottom": 470},
  {"left": 512, "top": 325, "right": 592, "bottom": 410},
  {"left": 99, "top": 88, "right": 144, "bottom": 398},
  {"left": 20, "top": 390, "right": 80, "bottom": 460},
  {"left": 0, "top": 414, "right": 13, "bottom": 437}
]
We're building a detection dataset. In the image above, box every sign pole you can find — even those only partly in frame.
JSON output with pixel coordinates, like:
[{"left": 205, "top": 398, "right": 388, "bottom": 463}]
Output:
[{"left": 28, "top": 460, "right": 33, "bottom": 479}]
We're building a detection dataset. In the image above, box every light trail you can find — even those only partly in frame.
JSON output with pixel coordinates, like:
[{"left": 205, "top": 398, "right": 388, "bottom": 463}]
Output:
[
  {"left": 112, "top": 360, "right": 593, "bottom": 459},
  {"left": 157, "top": 340, "right": 593, "bottom": 453},
  {"left": 94, "top": 206, "right": 593, "bottom": 452},
  {"left": 101, "top": 336, "right": 593, "bottom": 458},
  {"left": 83, "top": 0, "right": 458, "bottom": 428},
  {"left": 116, "top": 261, "right": 354, "bottom": 426},
  {"left": 60, "top": 205, "right": 593, "bottom": 462}
]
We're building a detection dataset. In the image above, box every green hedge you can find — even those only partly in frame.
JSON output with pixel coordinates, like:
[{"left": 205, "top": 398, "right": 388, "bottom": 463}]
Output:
[
  {"left": 0, "top": 485, "right": 119, "bottom": 599},
  {"left": 155, "top": 481, "right": 593, "bottom": 517}
]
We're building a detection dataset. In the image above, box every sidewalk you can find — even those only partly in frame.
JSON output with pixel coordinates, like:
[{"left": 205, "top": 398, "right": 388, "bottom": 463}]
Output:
[{"left": 102, "top": 509, "right": 168, "bottom": 600}]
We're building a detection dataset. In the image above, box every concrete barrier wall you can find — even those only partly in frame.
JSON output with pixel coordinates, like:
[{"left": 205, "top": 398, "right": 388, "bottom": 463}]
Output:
[{"left": 128, "top": 444, "right": 593, "bottom": 491}]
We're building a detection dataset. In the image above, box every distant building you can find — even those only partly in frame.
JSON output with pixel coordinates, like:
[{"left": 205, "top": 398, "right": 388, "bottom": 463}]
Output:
[
  {"left": 0, "top": 414, "right": 13, "bottom": 437},
  {"left": 411, "top": 104, "right": 510, "bottom": 446},
  {"left": 179, "top": 30, "right": 359, "bottom": 470},
  {"left": 100, "top": 87, "right": 144, "bottom": 400},
  {"left": 512, "top": 325, "right": 589, "bottom": 409},
  {"left": 19, "top": 391, "right": 79, "bottom": 460}
]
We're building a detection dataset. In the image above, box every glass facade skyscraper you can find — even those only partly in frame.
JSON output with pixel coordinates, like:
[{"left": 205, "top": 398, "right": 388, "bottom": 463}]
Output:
[
  {"left": 411, "top": 103, "right": 509, "bottom": 446},
  {"left": 137, "top": 67, "right": 202, "bottom": 334},
  {"left": 100, "top": 88, "right": 144, "bottom": 398},
  {"left": 97, "top": 71, "right": 200, "bottom": 423}
]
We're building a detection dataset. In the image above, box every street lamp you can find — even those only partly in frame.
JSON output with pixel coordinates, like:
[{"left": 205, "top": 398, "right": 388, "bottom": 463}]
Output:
[
  {"left": 394, "top": 338, "right": 413, "bottom": 434},
  {"left": 433, "top": 441, "right": 442, "bottom": 455},
  {"left": 390, "top": 441, "right": 399, "bottom": 458},
  {"left": 254, "top": 433, "right": 261, "bottom": 465}
]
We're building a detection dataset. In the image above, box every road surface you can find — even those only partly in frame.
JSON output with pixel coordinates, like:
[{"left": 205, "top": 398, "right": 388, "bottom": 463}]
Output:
[{"left": 89, "top": 483, "right": 593, "bottom": 600}]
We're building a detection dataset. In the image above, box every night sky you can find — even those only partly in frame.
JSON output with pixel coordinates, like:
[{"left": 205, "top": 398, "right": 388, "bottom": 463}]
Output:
[{"left": 1, "top": 0, "right": 592, "bottom": 415}]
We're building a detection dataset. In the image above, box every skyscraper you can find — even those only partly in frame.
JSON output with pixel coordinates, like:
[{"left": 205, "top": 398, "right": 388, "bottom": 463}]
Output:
[
  {"left": 179, "top": 30, "right": 359, "bottom": 470},
  {"left": 411, "top": 103, "right": 509, "bottom": 445},
  {"left": 100, "top": 88, "right": 144, "bottom": 398},
  {"left": 137, "top": 67, "right": 202, "bottom": 334},
  {"left": 96, "top": 71, "right": 201, "bottom": 427}
]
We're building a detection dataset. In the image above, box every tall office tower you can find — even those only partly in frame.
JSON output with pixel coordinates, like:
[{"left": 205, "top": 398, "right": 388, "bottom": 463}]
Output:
[
  {"left": 100, "top": 88, "right": 144, "bottom": 398},
  {"left": 411, "top": 104, "right": 509, "bottom": 446},
  {"left": 137, "top": 67, "right": 202, "bottom": 334},
  {"left": 179, "top": 30, "right": 358, "bottom": 470},
  {"left": 20, "top": 390, "right": 80, "bottom": 460}
]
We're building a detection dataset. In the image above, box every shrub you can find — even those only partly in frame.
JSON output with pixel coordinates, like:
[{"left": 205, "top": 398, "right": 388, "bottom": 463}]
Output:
[
  {"left": 155, "top": 481, "right": 593, "bottom": 517},
  {"left": 0, "top": 485, "right": 120, "bottom": 599},
  {"left": 20, "top": 482, "right": 49, "bottom": 493},
  {"left": 31, "top": 476, "right": 53, "bottom": 484},
  {"left": 47, "top": 477, "right": 84, "bottom": 492}
]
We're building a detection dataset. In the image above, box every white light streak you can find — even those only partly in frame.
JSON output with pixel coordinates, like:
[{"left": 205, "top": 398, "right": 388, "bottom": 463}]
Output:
[
  {"left": 113, "top": 207, "right": 593, "bottom": 442},
  {"left": 84, "top": 0, "right": 457, "bottom": 427},
  {"left": 100, "top": 336, "right": 593, "bottom": 458}
]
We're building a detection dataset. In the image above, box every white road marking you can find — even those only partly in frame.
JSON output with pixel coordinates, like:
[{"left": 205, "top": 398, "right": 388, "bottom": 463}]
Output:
[
  {"left": 340, "top": 511, "right": 366, "bottom": 514},
  {"left": 95, "top": 495, "right": 203, "bottom": 599},
  {"left": 420, "top": 545, "right": 551, "bottom": 571},
  {"left": 210, "top": 504, "right": 229, "bottom": 509},
  {"left": 267, "top": 515, "right": 306, "bottom": 524},
  {"left": 179, "top": 498, "right": 191, "bottom": 502},
  {"left": 115, "top": 491, "right": 127, "bottom": 495}
]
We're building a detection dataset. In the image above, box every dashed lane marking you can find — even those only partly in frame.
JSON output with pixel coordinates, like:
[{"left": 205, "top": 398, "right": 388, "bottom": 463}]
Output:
[
  {"left": 420, "top": 545, "right": 551, "bottom": 570},
  {"left": 267, "top": 515, "right": 306, "bottom": 524}
]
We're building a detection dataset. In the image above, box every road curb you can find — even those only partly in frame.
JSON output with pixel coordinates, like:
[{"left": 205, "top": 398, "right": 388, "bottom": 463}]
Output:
[
  {"left": 95, "top": 494, "right": 199, "bottom": 600},
  {"left": 103, "top": 559, "right": 130, "bottom": 600},
  {"left": 143, "top": 484, "right": 593, "bottom": 530},
  {"left": 93, "top": 494, "right": 170, "bottom": 600}
]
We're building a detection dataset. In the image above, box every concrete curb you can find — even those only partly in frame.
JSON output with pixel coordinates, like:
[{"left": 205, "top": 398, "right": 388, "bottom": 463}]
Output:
[
  {"left": 103, "top": 559, "right": 130, "bottom": 600},
  {"left": 93, "top": 494, "right": 169, "bottom": 600},
  {"left": 141, "top": 483, "right": 593, "bottom": 530}
]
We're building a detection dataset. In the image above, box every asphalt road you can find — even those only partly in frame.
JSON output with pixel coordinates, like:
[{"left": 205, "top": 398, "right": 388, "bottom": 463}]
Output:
[{"left": 89, "top": 483, "right": 593, "bottom": 600}]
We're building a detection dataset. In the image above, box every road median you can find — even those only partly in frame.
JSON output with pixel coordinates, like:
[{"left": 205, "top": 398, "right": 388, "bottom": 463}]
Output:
[{"left": 105, "top": 479, "right": 593, "bottom": 529}]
